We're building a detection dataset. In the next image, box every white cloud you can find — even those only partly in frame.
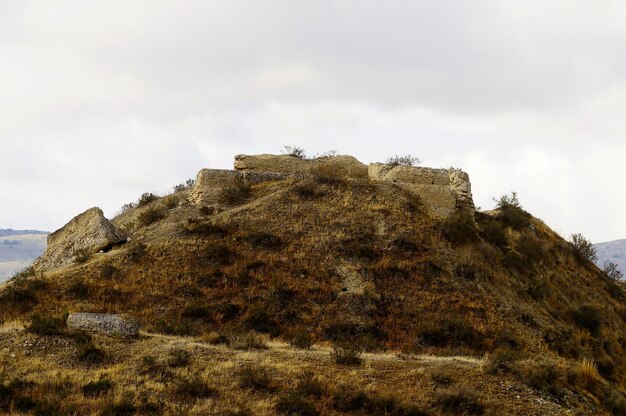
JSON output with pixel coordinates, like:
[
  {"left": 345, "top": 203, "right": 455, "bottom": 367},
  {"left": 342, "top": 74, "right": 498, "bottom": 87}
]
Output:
[{"left": 1, "top": 0, "right": 625, "bottom": 243}]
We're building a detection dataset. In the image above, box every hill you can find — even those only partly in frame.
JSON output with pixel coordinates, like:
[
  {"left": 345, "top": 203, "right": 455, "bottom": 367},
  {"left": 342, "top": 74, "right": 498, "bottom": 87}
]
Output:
[
  {"left": 0, "top": 154, "right": 625, "bottom": 415},
  {"left": 595, "top": 239, "right": 626, "bottom": 279},
  {"left": 0, "top": 231, "right": 47, "bottom": 282}
]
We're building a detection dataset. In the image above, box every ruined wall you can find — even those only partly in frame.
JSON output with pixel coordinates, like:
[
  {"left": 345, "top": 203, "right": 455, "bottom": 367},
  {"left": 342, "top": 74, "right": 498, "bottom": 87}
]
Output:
[
  {"left": 234, "top": 154, "right": 368, "bottom": 179},
  {"left": 189, "top": 155, "right": 474, "bottom": 218},
  {"left": 33, "top": 207, "right": 126, "bottom": 271},
  {"left": 368, "top": 163, "right": 474, "bottom": 217},
  {"left": 188, "top": 168, "right": 297, "bottom": 206}
]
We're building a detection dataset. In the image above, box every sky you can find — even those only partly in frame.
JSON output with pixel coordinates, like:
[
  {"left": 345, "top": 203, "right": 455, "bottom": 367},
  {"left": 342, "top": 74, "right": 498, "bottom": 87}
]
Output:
[{"left": 1, "top": 0, "right": 625, "bottom": 243}]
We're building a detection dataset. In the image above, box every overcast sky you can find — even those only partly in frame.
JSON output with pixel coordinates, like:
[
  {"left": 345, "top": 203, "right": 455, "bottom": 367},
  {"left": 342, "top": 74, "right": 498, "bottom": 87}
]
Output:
[{"left": 1, "top": 0, "right": 625, "bottom": 243}]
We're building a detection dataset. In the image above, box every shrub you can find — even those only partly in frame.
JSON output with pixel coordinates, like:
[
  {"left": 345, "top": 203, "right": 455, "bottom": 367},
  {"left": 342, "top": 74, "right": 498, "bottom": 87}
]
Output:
[
  {"left": 435, "top": 385, "right": 485, "bottom": 415},
  {"left": 331, "top": 343, "right": 363, "bottom": 366},
  {"left": 28, "top": 313, "right": 66, "bottom": 336},
  {"left": 182, "top": 219, "right": 228, "bottom": 237},
  {"left": 484, "top": 349, "right": 522, "bottom": 374},
  {"left": 153, "top": 319, "right": 196, "bottom": 336},
  {"left": 284, "top": 328, "right": 314, "bottom": 349},
  {"left": 604, "top": 388, "right": 626, "bottom": 415},
  {"left": 230, "top": 331, "right": 269, "bottom": 350},
  {"left": 162, "top": 194, "right": 180, "bottom": 209},
  {"left": 167, "top": 348, "right": 191, "bottom": 367},
  {"left": 238, "top": 364, "right": 273, "bottom": 391},
  {"left": 243, "top": 307, "right": 279, "bottom": 336},
  {"left": 571, "top": 304, "right": 603, "bottom": 336},
  {"left": 516, "top": 232, "right": 546, "bottom": 265},
  {"left": 570, "top": 233, "right": 598, "bottom": 263},
  {"left": 495, "top": 192, "right": 531, "bottom": 230},
  {"left": 480, "top": 220, "right": 508, "bottom": 249},
  {"left": 219, "top": 175, "right": 251, "bottom": 205},
  {"left": 181, "top": 303, "right": 211, "bottom": 320},
  {"left": 245, "top": 231, "right": 283, "bottom": 250},
  {"left": 276, "top": 393, "right": 319, "bottom": 416},
  {"left": 138, "top": 207, "right": 165, "bottom": 226},
  {"left": 431, "top": 368, "right": 454, "bottom": 386},
  {"left": 68, "top": 279, "right": 90, "bottom": 299},
  {"left": 173, "top": 178, "right": 195, "bottom": 192},
  {"left": 332, "top": 385, "right": 369, "bottom": 412},
  {"left": 204, "top": 241, "right": 233, "bottom": 266},
  {"left": 516, "top": 358, "right": 566, "bottom": 394},
  {"left": 603, "top": 261, "right": 623, "bottom": 281},
  {"left": 173, "top": 376, "right": 217, "bottom": 400},
  {"left": 415, "top": 318, "right": 483, "bottom": 350},
  {"left": 137, "top": 192, "right": 159, "bottom": 207},
  {"left": 283, "top": 145, "right": 306, "bottom": 159},
  {"left": 73, "top": 331, "right": 105, "bottom": 364},
  {"left": 293, "top": 371, "right": 324, "bottom": 399},
  {"left": 82, "top": 379, "right": 113, "bottom": 398},
  {"left": 386, "top": 154, "right": 421, "bottom": 166},
  {"left": 444, "top": 208, "right": 479, "bottom": 244},
  {"left": 100, "top": 264, "right": 118, "bottom": 280},
  {"left": 293, "top": 181, "right": 321, "bottom": 199}
]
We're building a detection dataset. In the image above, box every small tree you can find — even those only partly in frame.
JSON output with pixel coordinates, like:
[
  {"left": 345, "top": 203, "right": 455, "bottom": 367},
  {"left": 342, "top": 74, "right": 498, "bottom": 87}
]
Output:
[
  {"left": 603, "top": 261, "right": 624, "bottom": 281},
  {"left": 385, "top": 154, "right": 421, "bottom": 166},
  {"left": 570, "top": 233, "right": 598, "bottom": 263},
  {"left": 282, "top": 145, "right": 306, "bottom": 159}
]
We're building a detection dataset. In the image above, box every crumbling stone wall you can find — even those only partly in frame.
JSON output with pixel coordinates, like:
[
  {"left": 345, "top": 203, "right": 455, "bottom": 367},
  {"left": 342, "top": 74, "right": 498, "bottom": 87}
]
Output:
[
  {"left": 189, "top": 154, "right": 474, "bottom": 218},
  {"left": 33, "top": 207, "right": 126, "bottom": 271},
  {"left": 234, "top": 154, "right": 368, "bottom": 179},
  {"left": 368, "top": 163, "right": 474, "bottom": 217},
  {"left": 66, "top": 313, "right": 139, "bottom": 337},
  {"left": 188, "top": 168, "right": 297, "bottom": 206}
]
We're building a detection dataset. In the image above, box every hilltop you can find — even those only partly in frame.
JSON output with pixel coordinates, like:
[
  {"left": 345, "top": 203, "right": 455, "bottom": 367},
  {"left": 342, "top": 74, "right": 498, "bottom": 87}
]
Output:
[{"left": 0, "top": 154, "right": 625, "bottom": 415}]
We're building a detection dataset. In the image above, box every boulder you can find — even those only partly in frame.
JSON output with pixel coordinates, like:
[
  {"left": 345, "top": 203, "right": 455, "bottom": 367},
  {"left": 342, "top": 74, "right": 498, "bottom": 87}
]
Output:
[
  {"left": 33, "top": 207, "right": 126, "bottom": 271},
  {"left": 66, "top": 313, "right": 139, "bottom": 337}
]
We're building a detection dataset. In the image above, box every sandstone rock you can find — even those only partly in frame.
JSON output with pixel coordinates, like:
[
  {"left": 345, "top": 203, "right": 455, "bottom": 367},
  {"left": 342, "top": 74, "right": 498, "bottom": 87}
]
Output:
[
  {"left": 33, "top": 207, "right": 126, "bottom": 271},
  {"left": 66, "top": 313, "right": 139, "bottom": 337},
  {"left": 234, "top": 154, "right": 368, "bottom": 179},
  {"left": 368, "top": 163, "right": 474, "bottom": 217}
]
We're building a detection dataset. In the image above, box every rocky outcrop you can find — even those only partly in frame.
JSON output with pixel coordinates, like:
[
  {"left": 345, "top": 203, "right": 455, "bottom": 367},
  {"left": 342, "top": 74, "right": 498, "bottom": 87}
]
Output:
[
  {"left": 33, "top": 207, "right": 126, "bottom": 271},
  {"left": 234, "top": 154, "right": 368, "bottom": 179},
  {"left": 368, "top": 164, "right": 474, "bottom": 217},
  {"left": 66, "top": 313, "right": 139, "bottom": 337}
]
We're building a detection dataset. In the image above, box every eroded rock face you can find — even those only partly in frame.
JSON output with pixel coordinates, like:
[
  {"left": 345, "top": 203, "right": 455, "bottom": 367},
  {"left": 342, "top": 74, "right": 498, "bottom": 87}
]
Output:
[
  {"left": 33, "top": 207, "right": 126, "bottom": 271},
  {"left": 66, "top": 313, "right": 139, "bottom": 337},
  {"left": 234, "top": 154, "right": 368, "bottom": 179},
  {"left": 368, "top": 163, "right": 474, "bottom": 217}
]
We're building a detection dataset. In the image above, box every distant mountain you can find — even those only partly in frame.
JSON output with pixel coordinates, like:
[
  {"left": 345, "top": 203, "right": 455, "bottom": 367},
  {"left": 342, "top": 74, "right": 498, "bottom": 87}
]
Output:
[
  {"left": 0, "top": 228, "right": 49, "bottom": 237},
  {"left": 594, "top": 239, "right": 626, "bottom": 278},
  {"left": 0, "top": 230, "right": 48, "bottom": 282}
]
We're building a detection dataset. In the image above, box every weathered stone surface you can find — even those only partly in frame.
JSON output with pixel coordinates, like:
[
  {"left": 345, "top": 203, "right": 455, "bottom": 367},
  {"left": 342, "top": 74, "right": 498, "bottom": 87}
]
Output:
[
  {"left": 189, "top": 168, "right": 300, "bottom": 206},
  {"left": 234, "top": 154, "right": 368, "bottom": 179},
  {"left": 66, "top": 313, "right": 139, "bottom": 337},
  {"left": 188, "top": 169, "right": 238, "bottom": 206},
  {"left": 368, "top": 163, "right": 474, "bottom": 217},
  {"left": 33, "top": 207, "right": 126, "bottom": 271}
]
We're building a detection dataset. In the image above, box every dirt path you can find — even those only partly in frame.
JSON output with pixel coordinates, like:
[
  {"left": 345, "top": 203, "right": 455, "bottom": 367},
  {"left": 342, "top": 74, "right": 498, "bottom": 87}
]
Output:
[{"left": 140, "top": 331, "right": 483, "bottom": 367}]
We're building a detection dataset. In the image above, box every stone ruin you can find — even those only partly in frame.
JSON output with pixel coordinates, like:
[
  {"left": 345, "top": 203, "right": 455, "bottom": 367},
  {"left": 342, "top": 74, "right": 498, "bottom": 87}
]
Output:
[
  {"left": 33, "top": 207, "right": 126, "bottom": 272},
  {"left": 66, "top": 312, "right": 139, "bottom": 337},
  {"left": 189, "top": 154, "right": 474, "bottom": 218}
]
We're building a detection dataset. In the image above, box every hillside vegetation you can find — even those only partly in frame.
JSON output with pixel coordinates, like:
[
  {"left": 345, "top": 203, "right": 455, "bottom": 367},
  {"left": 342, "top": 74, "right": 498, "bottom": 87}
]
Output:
[{"left": 1, "top": 161, "right": 625, "bottom": 415}]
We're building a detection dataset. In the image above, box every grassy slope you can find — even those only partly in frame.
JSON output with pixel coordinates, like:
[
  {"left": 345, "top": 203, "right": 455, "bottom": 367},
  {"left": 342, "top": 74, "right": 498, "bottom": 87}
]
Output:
[{"left": 1, "top": 174, "right": 625, "bottom": 415}]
